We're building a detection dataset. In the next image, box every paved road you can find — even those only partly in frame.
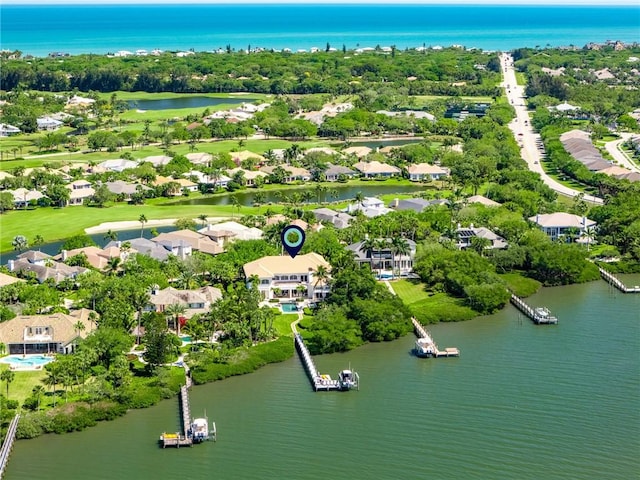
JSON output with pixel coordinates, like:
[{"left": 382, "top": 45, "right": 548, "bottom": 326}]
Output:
[
  {"left": 500, "top": 53, "right": 603, "bottom": 205},
  {"left": 604, "top": 132, "right": 640, "bottom": 173}
]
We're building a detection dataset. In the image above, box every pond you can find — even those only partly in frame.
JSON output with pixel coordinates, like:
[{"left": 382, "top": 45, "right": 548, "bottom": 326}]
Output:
[
  {"left": 168, "top": 183, "right": 427, "bottom": 207},
  {"left": 335, "top": 138, "right": 427, "bottom": 150},
  {"left": 127, "top": 96, "right": 258, "bottom": 111}
]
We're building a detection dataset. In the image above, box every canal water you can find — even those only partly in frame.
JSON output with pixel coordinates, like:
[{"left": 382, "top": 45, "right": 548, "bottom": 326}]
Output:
[
  {"left": 127, "top": 96, "right": 257, "bottom": 111},
  {"left": 5, "top": 281, "right": 639, "bottom": 479},
  {"left": 171, "top": 183, "right": 426, "bottom": 206}
]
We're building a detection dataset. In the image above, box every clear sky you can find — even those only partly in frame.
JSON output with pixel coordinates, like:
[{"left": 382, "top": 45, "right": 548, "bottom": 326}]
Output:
[{"left": 2, "top": 0, "right": 639, "bottom": 5}]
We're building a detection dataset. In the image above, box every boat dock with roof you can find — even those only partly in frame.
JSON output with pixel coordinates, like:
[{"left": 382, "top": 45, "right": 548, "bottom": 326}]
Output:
[
  {"left": 510, "top": 294, "right": 558, "bottom": 324},
  {"left": 412, "top": 318, "right": 460, "bottom": 358}
]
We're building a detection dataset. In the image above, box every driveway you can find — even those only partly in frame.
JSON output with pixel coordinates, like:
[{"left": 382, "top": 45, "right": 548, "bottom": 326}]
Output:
[
  {"left": 500, "top": 53, "right": 603, "bottom": 205},
  {"left": 604, "top": 133, "right": 639, "bottom": 173}
]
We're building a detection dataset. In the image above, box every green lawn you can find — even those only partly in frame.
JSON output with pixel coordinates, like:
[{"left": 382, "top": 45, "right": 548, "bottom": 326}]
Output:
[
  {"left": 499, "top": 273, "right": 541, "bottom": 297},
  {"left": 392, "top": 279, "right": 478, "bottom": 324},
  {"left": 0, "top": 366, "right": 47, "bottom": 406},
  {"left": 514, "top": 72, "right": 527, "bottom": 86},
  {"left": 273, "top": 313, "right": 298, "bottom": 337}
]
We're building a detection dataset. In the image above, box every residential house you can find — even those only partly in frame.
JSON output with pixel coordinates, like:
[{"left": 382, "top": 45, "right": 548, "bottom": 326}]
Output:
[
  {"left": 560, "top": 130, "right": 611, "bottom": 171},
  {"left": 105, "top": 238, "right": 172, "bottom": 261},
  {"left": 312, "top": 208, "right": 353, "bottom": 229},
  {"left": 7, "top": 188, "right": 45, "bottom": 208},
  {"left": 153, "top": 176, "right": 198, "bottom": 194},
  {"left": 198, "top": 221, "right": 264, "bottom": 248},
  {"left": 344, "top": 196, "right": 393, "bottom": 217},
  {"left": 0, "top": 308, "right": 96, "bottom": 355},
  {"left": 0, "top": 272, "right": 25, "bottom": 287},
  {"left": 322, "top": 163, "right": 357, "bottom": 181},
  {"left": 184, "top": 170, "right": 231, "bottom": 189},
  {"left": 347, "top": 238, "right": 417, "bottom": 276},
  {"left": 376, "top": 110, "right": 435, "bottom": 121},
  {"left": 185, "top": 152, "right": 213, "bottom": 166},
  {"left": 455, "top": 224, "right": 508, "bottom": 250},
  {"left": 344, "top": 146, "right": 373, "bottom": 158},
  {"left": 465, "top": 195, "right": 501, "bottom": 207},
  {"left": 97, "top": 159, "right": 139, "bottom": 172},
  {"left": 352, "top": 160, "right": 401, "bottom": 178},
  {"left": 227, "top": 168, "right": 268, "bottom": 187},
  {"left": 0, "top": 124, "right": 21, "bottom": 137},
  {"left": 243, "top": 253, "right": 331, "bottom": 301},
  {"left": 142, "top": 155, "right": 172, "bottom": 168},
  {"left": 389, "top": 197, "right": 448, "bottom": 213},
  {"left": 56, "top": 245, "right": 125, "bottom": 270},
  {"left": 529, "top": 212, "right": 597, "bottom": 242},
  {"left": 65, "top": 95, "right": 95, "bottom": 110},
  {"left": 8, "top": 251, "right": 88, "bottom": 283},
  {"left": 36, "top": 117, "right": 64, "bottom": 131},
  {"left": 260, "top": 165, "right": 312, "bottom": 182},
  {"left": 153, "top": 229, "right": 223, "bottom": 256},
  {"left": 66, "top": 179, "right": 95, "bottom": 206},
  {"left": 105, "top": 180, "right": 150, "bottom": 200},
  {"left": 146, "top": 286, "right": 222, "bottom": 318},
  {"left": 407, "top": 163, "right": 449, "bottom": 181}
]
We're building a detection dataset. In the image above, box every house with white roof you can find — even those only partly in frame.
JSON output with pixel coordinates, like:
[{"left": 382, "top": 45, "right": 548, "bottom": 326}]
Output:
[
  {"left": 227, "top": 168, "right": 268, "bottom": 187},
  {"left": 145, "top": 286, "right": 223, "bottom": 319},
  {"left": 260, "top": 165, "right": 311, "bottom": 183},
  {"left": 347, "top": 238, "right": 417, "bottom": 276},
  {"left": 344, "top": 197, "right": 393, "bottom": 218},
  {"left": 312, "top": 208, "right": 354, "bottom": 229},
  {"left": 98, "top": 159, "right": 138, "bottom": 172},
  {"left": 0, "top": 124, "right": 21, "bottom": 137},
  {"left": 352, "top": 160, "right": 401, "bottom": 178},
  {"left": 141, "top": 155, "right": 172, "bottom": 167},
  {"left": 184, "top": 170, "right": 231, "bottom": 188},
  {"left": 529, "top": 212, "right": 596, "bottom": 242},
  {"left": 407, "top": 163, "right": 449, "bottom": 181},
  {"left": 455, "top": 224, "right": 508, "bottom": 250},
  {"left": 37, "top": 117, "right": 64, "bottom": 131},
  {"left": 7, "top": 188, "right": 45, "bottom": 208},
  {"left": 185, "top": 152, "right": 213, "bottom": 165},
  {"left": 199, "top": 221, "right": 263, "bottom": 248},
  {"left": 243, "top": 253, "right": 331, "bottom": 301},
  {"left": 66, "top": 179, "right": 95, "bottom": 205}
]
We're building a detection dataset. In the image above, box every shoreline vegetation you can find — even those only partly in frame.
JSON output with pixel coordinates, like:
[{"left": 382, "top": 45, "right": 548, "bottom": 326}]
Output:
[{"left": 1, "top": 42, "right": 639, "bottom": 442}]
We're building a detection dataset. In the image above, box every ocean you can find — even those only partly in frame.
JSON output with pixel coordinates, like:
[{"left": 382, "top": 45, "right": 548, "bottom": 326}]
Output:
[{"left": 1, "top": 4, "right": 639, "bottom": 57}]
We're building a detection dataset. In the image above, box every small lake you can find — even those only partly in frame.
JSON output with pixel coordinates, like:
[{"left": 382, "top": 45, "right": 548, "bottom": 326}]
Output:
[
  {"left": 169, "top": 183, "right": 427, "bottom": 207},
  {"left": 127, "top": 96, "right": 257, "bottom": 111},
  {"left": 336, "top": 138, "right": 427, "bottom": 150}
]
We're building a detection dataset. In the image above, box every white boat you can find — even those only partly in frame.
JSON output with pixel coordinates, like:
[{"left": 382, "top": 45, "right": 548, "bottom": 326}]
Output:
[
  {"left": 338, "top": 369, "right": 358, "bottom": 391},
  {"left": 534, "top": 307, "right": 550, "bottom": 319},
  {"left": 414, "top": 338, "right": 436, "bottom": 358},
  {"left": 190, "top": 417, "right": 209, "bottom": 443}
]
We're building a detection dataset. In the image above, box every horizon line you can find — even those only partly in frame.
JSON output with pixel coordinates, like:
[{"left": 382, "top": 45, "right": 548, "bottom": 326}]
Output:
[{"left": 3, "top": 1, "right": 640, "bottom": 5}]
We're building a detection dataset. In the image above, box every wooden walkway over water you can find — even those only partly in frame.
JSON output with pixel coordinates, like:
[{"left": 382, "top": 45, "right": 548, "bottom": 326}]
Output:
[
  {"left": 412, "top": 318, "right": 460, "bottom": 358},
  {"left": 0, "top": 414, "right": 20, "bottom": 479},
  {"left": 294, "top": 333, "right": 343, "bottom": 391},
  {"left": 599, "top": 268, "right": 640, "bottom": 293},
  {"left": 510, "top": 295, "right": 558, "bottom": 324}
]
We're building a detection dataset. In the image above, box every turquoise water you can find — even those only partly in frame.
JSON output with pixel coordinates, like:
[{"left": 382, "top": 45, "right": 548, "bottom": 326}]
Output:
[
  {"left": 1, "top": 5, "right": 639, "bottom": 56},
  {"left": 179, "top": 336, "right": 192, "bottom": 343},
  {"left": 281, "top": 303, "right": 299, "bottom": 313},
  {"left": 5, "top": 281, "right": 639, "bottom": 479},
  {"left": 0, "top": 355, "right": 54, "bottom": 368}
]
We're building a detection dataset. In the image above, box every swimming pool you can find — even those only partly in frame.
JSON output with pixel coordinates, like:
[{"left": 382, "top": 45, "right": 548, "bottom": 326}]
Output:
[
  {"left": 179, "top": 336, "right": 192, "bottom": 343},
  {"left": 0, "top": 355, "right": 54, "bottom": 369},
  {"left": 281, "top": 303, "right": 299, "bottom": 313}
]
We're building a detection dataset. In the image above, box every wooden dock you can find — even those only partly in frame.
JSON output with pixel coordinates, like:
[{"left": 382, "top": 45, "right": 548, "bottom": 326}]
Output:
[
  {"left": 294, "top": 333, "right": 359, "bottom": 391},
  {"left": 0, "top": 414, "right": 20, "bottom": 479},
  {"left": 510, "top": 295, "right": 558, "bottom": 324},
  {"left": 599, "top": 268, "right": 640, "bottom": 293},
  {"left": 412, "top": 318, "right": 460, "bottom": 358}
]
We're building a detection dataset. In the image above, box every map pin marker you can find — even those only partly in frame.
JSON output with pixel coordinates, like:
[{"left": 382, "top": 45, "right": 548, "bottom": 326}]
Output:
[{"left": 281, "top": 225, "right": 306, "bottom": 258}]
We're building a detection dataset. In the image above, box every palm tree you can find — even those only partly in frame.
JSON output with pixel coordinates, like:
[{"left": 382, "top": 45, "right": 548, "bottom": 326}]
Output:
[
  {"left": 1, "top": 370, "right": 15, "bottom": 399},
  {"left": 11, "top": 235, "right": 28, "bottom": 251},
  {"left": 166, "top": 303, "right": 187, "bottom": 335},
  {"left": 74, "top": 320, "right": 86, "bottom": 340},
  {"left": 138, "top": 214, "right": 148, "bottom": 237},
  {"left": 391, "top": 237, "right": 411, "bottom": 278},
  {"left": 197, "top": 214, "right": 208, "bottom": 228},
  {"left": 230, "top": 195, "right": 241, "bottom": 218},
  {"left": 359, "top": 236, "right": 378, "bottom": 272},
  {"left": 32, "top": 385, "right": 45, "bottom": 411},
  {"left": 374, "top": 238, "right": 389, "bottom": 273},
  {"left": 581, "top": 225, "right": 596, "bottom": 252},
  {"left": 104, "top": 257, "right": 121, "bottom": 276},
  {"left": 354, "top": 191, "right": 365, "bottom": 208},
  {"left": 103, "top": 229, "right": 118, "bottom": 242},
  {"left": 32, "top": 234, "right": 45, "bottom": 251}
]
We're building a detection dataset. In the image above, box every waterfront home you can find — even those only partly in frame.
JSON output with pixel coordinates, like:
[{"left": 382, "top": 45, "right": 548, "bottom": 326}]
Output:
[
  {"left": 36, "top": 116, "right": 64, "bottom": 131},
  {"left": 56, "top": 245, "right": 125, "bottom": 270},
  {"left": 389, "top": 197, "right": 449, "bottom": 213},
  {"left": 260, "top": 165, "right": 312, "bottom": 182},
  {"left": 243, "top": 253, "right": 331, "bottom": 301},
  {"left": 105, "top": 238, "right": 173, "bottom": 261},
  {"left": 227, "top": 168, "right": 268, "bottom": 187},
  {"left": 199, "top": 221, "right": 264, "bottom": 248},
  {"left": 0, "top": 308, "right": 96, "bottom": 355},
  {"left": 0, "top": 123, "right": 21, "bottom": 137},
  {"left": 407, "top": 163, "right": 449, "bottom": 181},
  {"left": 6, "top": 188, "right": 45, "bottom": 207},
  {"left": 66, "top": 179, "right": 95, "bottom": 205},
  {"left": 153, "top": 176, "right": 199, "bottom": 194},
  {"left": 146, "top": 286, "right": 222, "bottom": 318},
  {"left": 184, "top": 170, "right": 231, "bottom": 188},
  {"left": 455, "top": 224, "right": 508, "bottom": 250},
  {"left": 347, "top": 237, "right": 417, "bottom": 276},
  {"left": 8, "top": 251, "right": 88, "bottom": 283},
  {"left": 352, "top": 160, "right": 401, "bottom": 178},
  {"left": 322, "top": 163, "right": 357, "bottom": 181},
  {"left": 312, "top": 208, "right": 354, "bottom": 229},
  {"left": 344, "top": 196, "right": 393, "bottom": 217},
  {"left": 153, "top": 229, "right": 223, "bottom": 256},
  {"left": 529, "top": 212, "right": 597, "bottom": 242}
]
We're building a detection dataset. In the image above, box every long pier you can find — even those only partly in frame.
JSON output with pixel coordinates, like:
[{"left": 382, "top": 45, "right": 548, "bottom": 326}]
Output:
[
  {"left": 293, "top": 333, "right": 359, "bottom": 391},
  {"left": 599, "top": 267, "right": 640, "bottom": 293},
  {"left": 510, "top": 294, "right": 558, "bottom": 324},
  {"left": 0, "top": 414, "right": 20, "bottom": 479},
  {"left": 412, "top": 318, "right": 460, "bottom": 358}
]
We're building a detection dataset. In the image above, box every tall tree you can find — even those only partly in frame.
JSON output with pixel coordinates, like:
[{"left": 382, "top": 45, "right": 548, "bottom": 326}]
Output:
[{"left": 138, "top": 214, "right": 148, "bottom": 237}]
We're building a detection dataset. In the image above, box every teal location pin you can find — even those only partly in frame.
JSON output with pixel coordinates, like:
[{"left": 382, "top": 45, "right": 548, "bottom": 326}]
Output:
[{"left": 281, "top": 225, "right": 305, "bottom": 258}]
